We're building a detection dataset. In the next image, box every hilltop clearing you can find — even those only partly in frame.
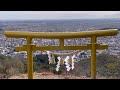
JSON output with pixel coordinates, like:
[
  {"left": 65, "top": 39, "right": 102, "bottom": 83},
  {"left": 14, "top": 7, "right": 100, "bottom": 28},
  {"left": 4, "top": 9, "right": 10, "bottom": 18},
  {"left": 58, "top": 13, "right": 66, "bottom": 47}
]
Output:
[{"left": 9, "top": 72, "right": 106, "bottom": 79}]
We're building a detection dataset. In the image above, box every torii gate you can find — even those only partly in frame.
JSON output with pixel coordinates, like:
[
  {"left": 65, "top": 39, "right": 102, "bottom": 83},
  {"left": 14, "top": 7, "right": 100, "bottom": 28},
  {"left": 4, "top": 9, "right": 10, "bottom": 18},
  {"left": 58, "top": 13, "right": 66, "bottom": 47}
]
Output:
[{"left": 4, "top": 29, "right": 118, "bottom": 79}]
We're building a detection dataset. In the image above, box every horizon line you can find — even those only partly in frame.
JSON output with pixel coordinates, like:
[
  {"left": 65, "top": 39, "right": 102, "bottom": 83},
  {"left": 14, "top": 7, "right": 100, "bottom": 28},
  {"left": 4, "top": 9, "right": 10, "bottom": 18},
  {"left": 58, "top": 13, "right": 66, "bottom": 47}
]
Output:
[{"left": 0, "top": 18, "right": 119, "bottom": 21}]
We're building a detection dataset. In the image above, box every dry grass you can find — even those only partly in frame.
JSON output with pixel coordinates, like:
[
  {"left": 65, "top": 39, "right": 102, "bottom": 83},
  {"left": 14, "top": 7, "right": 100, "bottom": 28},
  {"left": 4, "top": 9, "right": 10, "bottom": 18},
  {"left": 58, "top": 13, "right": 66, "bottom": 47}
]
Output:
[{"left": 9, "top": 72, "right": 106, "bottom": 79}]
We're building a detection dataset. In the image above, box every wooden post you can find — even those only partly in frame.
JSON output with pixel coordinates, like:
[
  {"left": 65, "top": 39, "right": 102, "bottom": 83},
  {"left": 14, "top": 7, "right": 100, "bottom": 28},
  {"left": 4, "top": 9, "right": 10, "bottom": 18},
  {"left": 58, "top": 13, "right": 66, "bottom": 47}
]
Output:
[
  {"left": 27, "top": 37, "right": 33, "bottom": 79},
  {"left": 91, "top": 36, "right": 97, "bottom": 79},
  {"left": 60, "top": 39, "right": 64, "bottom": 47}
]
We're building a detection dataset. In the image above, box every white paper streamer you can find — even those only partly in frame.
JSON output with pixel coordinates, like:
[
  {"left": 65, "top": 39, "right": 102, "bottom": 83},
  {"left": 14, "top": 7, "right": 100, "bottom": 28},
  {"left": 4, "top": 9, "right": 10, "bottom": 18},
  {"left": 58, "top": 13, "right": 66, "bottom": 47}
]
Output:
[
  {"left": 64, "top": 56, "right": 71, "bottom": 71},
  {"left": 71, "top": 54, "right": 75, "bottom": 70},
  {"left": 56, "top": 56, "right": 61, "bottom": 71},
  {"left": 47, "top": 51, "right": 51, "bottom": 64}
]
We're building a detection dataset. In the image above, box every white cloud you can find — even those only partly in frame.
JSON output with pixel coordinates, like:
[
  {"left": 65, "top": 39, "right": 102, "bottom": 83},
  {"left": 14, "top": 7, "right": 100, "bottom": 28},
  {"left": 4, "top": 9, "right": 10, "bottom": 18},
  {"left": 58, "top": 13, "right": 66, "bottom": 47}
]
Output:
[{"left": 0, "top": 11, "right": 120, "bottom": 20}]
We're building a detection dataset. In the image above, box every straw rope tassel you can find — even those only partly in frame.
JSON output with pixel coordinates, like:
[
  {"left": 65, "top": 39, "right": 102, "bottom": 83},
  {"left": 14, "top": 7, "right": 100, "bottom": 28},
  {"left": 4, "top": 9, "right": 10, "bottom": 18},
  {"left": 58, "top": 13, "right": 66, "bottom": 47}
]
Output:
[
  {"left": 68, "top": 55, "right": 72, "bottom": 65},
  {"left": 50, "top": 55, "right": 56, "bottom": 64},
  {"left": 60, "top": 56, "right": 64, "bottom": 65}
]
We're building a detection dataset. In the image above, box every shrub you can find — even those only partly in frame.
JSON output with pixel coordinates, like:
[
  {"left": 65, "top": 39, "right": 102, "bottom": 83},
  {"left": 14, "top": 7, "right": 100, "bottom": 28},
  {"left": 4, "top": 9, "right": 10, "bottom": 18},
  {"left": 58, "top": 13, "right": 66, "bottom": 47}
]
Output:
[
  {"left": 52, "top": 69, "right": 63, "bottom": 75},
  {"left": 106, "top": 62, "right": 119, "bottom": 69},
  {"left": 0, "top": 54, "right": 25, "bottom": 78}
]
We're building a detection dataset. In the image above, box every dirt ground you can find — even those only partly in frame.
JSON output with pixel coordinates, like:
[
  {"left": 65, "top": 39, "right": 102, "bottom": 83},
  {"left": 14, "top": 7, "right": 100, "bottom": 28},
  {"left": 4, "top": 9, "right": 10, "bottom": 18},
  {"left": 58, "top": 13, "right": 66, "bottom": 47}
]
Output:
[{"left": 9, "top": 72, "right": 106, "bottom": 79}]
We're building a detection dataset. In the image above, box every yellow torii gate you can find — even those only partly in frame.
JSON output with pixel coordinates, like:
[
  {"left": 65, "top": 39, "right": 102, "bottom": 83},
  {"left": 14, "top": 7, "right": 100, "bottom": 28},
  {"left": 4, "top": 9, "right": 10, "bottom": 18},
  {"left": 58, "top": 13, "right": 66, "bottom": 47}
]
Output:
[{"left": 4, "top": 29, "right": 118, "bottom": 79}]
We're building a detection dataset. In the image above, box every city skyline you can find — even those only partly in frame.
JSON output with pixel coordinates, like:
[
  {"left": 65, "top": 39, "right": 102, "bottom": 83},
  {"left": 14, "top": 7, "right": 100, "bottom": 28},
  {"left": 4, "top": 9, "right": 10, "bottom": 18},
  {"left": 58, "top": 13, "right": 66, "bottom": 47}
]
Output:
[{"left": 0, "top": 11, "right": 120, "bottom": 20}]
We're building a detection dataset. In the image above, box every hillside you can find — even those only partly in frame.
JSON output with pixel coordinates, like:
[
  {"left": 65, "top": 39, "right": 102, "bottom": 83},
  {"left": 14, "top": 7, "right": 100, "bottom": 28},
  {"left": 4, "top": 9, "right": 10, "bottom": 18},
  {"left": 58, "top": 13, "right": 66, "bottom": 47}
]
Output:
[{"left": 0, "top": 53, "right": 120, "bottom": 79}]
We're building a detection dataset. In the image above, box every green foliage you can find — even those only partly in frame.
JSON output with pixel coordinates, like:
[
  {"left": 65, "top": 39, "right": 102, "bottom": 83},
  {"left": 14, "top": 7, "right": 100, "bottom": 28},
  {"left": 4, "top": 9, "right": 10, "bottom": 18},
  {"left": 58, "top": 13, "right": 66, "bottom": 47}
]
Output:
[
  {"left": 34, "top": 54, "right": 49, "bottom": 64},
  {"left": 106, "top": 62, "right": 119, "bottom": 69},
  {"left": 96, "top": 53, "right": 120, "bottom": 78},
  {"left": 33, "top": 54, "right": 58, "bottom": 72}
]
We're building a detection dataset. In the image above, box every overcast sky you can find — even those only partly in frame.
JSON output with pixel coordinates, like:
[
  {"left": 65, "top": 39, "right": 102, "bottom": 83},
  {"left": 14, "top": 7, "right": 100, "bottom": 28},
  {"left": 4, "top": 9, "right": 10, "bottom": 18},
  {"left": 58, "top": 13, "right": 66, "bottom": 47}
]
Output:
[{"left": 0, "top": 11, "right": 120, "bottom": 20}]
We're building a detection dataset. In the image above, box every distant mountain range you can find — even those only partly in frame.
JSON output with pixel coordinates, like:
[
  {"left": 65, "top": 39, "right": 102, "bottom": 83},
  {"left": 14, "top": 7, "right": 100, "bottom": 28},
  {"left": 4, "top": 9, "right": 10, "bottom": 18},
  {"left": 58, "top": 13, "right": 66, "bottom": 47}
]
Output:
[{"left": 99, "top": 28, "right": 120, "bottom": 31}]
